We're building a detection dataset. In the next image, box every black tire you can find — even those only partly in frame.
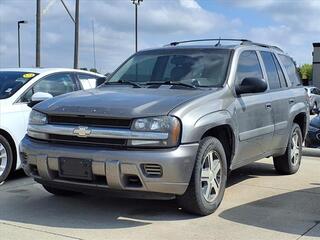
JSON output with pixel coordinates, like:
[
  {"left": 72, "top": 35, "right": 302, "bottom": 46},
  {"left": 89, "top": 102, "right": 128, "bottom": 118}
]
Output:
[
  {"left": 177, "top": 137, "right": 228, "bottom": 216},
  {"left": 273, "top": 123, "right": 302, "bottom": 175},
  {"left": 0, "top": 135, "right": 14, "bottom": 183},
  {"left": 42, "top": 184, "right": 80, "bottom": 196}
]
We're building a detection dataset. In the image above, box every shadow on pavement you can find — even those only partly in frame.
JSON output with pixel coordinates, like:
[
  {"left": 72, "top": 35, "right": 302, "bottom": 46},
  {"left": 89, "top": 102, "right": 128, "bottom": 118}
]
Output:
[
  {"left": 2, "top": 161, "right": 319, "bottom": 234},
  {"left": 7, "top": 169, "right": 27, "bottom": 181},
  {"left": 0, "top": 186, "right": 197, "bottom": 229},
  {"left": 219, "top": 186, "right": 320, "bottom": 237},
  {"left": 227, "top": 161, "right": 278, "bottom": 187}
]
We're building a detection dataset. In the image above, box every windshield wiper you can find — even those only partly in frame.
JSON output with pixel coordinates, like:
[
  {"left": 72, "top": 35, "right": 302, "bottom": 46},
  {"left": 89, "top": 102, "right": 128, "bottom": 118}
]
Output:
[
  {"left": 105, "top": 80, "right": 142, "bottom": 88},
  {"left": 145, "top": 81, "right": 197, "bottom": 89}
]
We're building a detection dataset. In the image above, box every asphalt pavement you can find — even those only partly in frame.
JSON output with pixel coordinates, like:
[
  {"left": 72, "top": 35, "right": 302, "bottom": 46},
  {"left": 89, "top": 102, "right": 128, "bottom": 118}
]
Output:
[{"left": 0, "top": 157, "right": 319, "bottom": 240}]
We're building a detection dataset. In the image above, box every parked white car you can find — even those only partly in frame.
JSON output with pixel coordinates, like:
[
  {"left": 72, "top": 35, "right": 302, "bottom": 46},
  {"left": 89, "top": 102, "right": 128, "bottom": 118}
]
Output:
[
  {"left": 0, "top": 68, "right": 105, "bottom": 182},
  {"left": 305, "top": 86, "right": 320, "bottom": 113}
]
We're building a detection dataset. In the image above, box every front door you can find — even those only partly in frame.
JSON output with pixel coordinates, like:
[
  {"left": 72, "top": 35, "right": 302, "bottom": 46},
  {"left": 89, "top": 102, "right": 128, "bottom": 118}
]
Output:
[{"left": 234, "top": 50, "right": 274, "bottom": 164}]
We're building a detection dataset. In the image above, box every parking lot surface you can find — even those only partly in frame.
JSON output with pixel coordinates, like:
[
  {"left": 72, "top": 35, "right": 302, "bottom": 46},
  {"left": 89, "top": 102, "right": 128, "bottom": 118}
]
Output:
[{"left": 0, "top": 157, "right": 319, "bottom": 240}]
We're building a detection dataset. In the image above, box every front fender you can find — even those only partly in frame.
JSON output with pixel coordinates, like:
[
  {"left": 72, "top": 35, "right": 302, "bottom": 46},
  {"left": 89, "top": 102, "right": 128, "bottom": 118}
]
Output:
[{"left": 180, "top": 110, "right": 237, "bottom": 143}]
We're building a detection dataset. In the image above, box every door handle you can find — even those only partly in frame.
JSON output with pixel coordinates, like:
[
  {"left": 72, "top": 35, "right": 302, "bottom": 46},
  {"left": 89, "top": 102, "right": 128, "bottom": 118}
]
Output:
[
  {"left": 265, "top": 103, "right": 272, "bottom": 110},
  {"left": 289, "top": 98, "right": 295, "bottom": 104}
]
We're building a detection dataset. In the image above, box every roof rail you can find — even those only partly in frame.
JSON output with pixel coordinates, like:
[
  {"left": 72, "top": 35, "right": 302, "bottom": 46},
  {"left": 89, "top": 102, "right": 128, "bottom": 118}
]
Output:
[
  {"left": 166, "top": 38, "right": 251, "bottom": 47},
  {"left": 165, "top": 38, "right": 284, "bottom": 52},
  {"left": 241, "top": 41, "right": 284, "bottom": 52}
]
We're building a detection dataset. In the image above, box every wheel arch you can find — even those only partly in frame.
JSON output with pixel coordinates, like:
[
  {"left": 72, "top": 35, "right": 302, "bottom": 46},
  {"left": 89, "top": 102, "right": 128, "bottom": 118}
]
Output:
[
  {"left": 200, "top": 124, "right": 235, "bottom": 171},
  {"left": 292, "top": 112, "right": 307, "bottom": 140}
]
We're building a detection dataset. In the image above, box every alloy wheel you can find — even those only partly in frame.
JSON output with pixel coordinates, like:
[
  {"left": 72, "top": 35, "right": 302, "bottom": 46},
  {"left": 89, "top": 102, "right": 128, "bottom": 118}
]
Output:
[
  {"left": 200, "top": 150, "right": 222, "bottom": 203},
  {"left": 291, "top": 131, "right": 301, "bottom": 165},
  {"left": 0, "top": 143, "right": 8, "bottom": 176}
]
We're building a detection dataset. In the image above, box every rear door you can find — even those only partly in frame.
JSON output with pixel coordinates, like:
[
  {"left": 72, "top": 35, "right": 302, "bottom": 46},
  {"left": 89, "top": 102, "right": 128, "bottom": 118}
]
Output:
[
  {"left": 259, "top": 51, "right": 290, "bottom": 152},
  {"left": 234, "top": 50, "right": 274, "bottom": 164}
]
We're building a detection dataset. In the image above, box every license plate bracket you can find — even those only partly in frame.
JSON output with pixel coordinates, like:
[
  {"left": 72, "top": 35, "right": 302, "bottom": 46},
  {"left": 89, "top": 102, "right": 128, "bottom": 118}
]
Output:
[{"left": 59, "top": 158, "right": 93, "bottom": 180}]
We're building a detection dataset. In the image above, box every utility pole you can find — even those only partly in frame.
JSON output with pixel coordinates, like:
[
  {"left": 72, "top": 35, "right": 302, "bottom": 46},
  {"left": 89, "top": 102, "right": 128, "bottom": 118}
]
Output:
[
  {"left": 17, "top": 20, "right": 27, "bottom": 67},
  {"left": 92, "top": 19, "right": 96, "bottom": 70},
  {"left": 131, "top": 0, "right": 143, "bottom": 53},
  {"left": 73, "top": 0, "right": 79, "bottom": 69},
  {"left": 36, "top": 0, "right": 41, "bottom": 67}
]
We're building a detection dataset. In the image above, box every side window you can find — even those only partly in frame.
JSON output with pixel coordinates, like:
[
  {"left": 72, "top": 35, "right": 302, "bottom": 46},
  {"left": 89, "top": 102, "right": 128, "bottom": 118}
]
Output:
[
  {"left": 279, "top": 55, "right": 302, "bottom": 87},
  {"left": 236, "top": 51, "right": 263, "bottom": 85},
  {"left": 272, "top": 54, "right": 287, "bottom": 88},
  {"left": 21, "top": 73, "right": 78, "bottom": 102},
  {"left": 260, "top": 51, "right": 281, "bottom": 89},
  {"left": 78, "top": 74, "right": 99, "bottom": 89}
]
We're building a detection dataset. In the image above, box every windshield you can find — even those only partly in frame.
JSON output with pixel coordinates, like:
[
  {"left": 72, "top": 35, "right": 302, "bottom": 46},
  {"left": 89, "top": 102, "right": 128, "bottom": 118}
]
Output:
[
  {"left": 108, "top": 49, "right": 231, "bottom": 87},
  {"left": 0, "top": 71, "right": 38, "bottom": 99}
]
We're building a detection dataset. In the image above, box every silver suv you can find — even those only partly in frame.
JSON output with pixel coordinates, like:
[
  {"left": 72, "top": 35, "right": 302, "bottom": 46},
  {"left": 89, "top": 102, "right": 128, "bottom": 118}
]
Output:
[{"left": 20, "top": 39, "right": 309, "bottom": 215}]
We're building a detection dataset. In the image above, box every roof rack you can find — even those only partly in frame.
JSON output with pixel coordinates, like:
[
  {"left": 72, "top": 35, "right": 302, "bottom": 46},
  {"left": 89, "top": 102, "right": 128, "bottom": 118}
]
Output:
[
  {"left": 241, "top": 41, "right": 284, "bottom": 52},
  {"left": 165, "top": 38, "right": 284, "bottom": 52},
  {"left": 166, "top": 38, "right": 251, "bottom": 46}
]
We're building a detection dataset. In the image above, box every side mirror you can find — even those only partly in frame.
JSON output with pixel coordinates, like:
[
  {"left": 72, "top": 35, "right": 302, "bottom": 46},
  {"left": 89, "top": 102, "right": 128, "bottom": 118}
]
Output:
[
  {"left": 236, "top": 77, "right": 268, "bottom": 95},
  {"left": 27, "top": 92, "right": 53, "bottom": 108},
  {"left": 96, "top": 77, "right": 107, "bottom": 87}
]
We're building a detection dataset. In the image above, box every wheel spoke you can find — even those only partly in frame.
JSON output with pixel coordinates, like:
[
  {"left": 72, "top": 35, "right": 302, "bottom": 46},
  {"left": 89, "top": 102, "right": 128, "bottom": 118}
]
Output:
[
  {"left": 212, "top": 160, "right": 221, "bottom": 177},
  {"left": 201, "top": 168, "right": 210, "bottom": 181},
  {"left": 205, "top": 182, "right": 212, "bottom": 199},
  {"left": 211, "top": 177, "right": 220, "bottom": 194}
]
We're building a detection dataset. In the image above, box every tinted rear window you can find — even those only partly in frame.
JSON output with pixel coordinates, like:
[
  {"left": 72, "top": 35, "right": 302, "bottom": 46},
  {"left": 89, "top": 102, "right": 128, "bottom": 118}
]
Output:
[{"left": 278, "top": 55, "right": 302, "bottom": 87}]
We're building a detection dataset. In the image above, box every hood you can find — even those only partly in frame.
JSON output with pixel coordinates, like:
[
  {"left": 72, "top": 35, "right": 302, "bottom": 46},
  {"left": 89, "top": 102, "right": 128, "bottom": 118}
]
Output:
[{"left": 35, "top": 86, "right": 212, "bottom": 118}]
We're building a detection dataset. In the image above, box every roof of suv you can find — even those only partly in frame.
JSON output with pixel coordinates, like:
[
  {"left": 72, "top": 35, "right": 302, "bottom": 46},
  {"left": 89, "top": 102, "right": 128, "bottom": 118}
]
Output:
[{"left": 143, "top": 38, "right": 285, "bottom": 55}]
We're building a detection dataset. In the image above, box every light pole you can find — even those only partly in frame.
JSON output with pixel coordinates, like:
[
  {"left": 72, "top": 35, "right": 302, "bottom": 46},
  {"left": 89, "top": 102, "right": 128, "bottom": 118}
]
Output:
[
  {"left": 131, "top": 0, "right": 143, "bottom": 53},
  {"left": 17, "top": 20, "right": 27, "bottom": 68}
]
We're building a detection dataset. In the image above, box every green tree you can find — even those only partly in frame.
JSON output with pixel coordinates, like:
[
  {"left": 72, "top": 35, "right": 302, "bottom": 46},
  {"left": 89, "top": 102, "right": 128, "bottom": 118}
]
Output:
[{"left": 298, "top": 64, "right": 312, "bottom": 81}]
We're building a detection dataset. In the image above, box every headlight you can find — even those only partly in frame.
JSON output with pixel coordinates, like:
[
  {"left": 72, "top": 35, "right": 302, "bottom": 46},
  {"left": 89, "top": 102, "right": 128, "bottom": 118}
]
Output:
[
  {"left": 29, "top": 110, "right": 48, "bottom": 125},
  {"left": 129, "top": 116, "right": 181, "bottom": 147}
]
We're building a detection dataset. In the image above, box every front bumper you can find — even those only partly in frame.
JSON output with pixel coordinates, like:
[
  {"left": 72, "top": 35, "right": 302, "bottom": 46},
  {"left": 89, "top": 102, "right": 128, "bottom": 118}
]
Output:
[{"left": 20, "top": 136, "right": 198, "bottom": 195}]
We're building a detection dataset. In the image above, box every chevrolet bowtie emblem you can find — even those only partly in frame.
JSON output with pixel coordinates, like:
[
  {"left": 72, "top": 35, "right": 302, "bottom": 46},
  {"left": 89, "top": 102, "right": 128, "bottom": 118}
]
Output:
[{"left": 73, "top": 126, "right": 91, "bottom": 137}]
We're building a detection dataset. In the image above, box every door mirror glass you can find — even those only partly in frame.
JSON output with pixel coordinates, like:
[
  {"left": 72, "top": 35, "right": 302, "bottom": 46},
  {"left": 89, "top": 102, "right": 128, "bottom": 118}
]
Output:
[
  {"left": 27, "top": 92, "right": 53, "bottom": 108},
  {"left": 236, "top": 77, "right": 268, "bottom": 95}
]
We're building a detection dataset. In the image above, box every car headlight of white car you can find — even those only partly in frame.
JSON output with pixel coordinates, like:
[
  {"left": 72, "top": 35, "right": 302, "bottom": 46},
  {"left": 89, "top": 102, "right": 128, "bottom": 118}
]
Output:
[
  {"left": 128, "top": 116, "right": 181, "bottom": 147},
  {"left": 29, "top": 110, "right": 48, "bottom": 125}
]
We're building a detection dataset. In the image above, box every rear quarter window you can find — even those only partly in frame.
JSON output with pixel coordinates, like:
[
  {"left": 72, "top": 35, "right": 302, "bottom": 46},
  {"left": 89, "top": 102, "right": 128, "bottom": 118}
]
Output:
[{"left": 278, "top": 55, "right": 302, "bottom": 87}]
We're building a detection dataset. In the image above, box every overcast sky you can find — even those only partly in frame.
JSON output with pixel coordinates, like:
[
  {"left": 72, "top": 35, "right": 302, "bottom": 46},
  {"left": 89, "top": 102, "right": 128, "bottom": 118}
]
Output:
[{"left": 0, "top": 0, "right": 319, "bottom": 74}]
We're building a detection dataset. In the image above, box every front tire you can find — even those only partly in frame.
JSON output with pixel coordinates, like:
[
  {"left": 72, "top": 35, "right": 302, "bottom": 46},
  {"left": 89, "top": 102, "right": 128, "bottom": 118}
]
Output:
[
  {"left": 0, "top": 135, "right": 14, "bottom": 183},
  {"left": 273, "top": 123, "right": 302, "bottom": 175},
  {"left": 177, "top": 137, "right": 228, "bottom": 216}
]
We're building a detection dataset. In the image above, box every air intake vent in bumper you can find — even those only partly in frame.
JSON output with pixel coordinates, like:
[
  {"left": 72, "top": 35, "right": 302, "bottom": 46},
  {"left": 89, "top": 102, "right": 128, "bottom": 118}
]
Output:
[{"left": 142, "top": 164, "right": 163, "bottom": 177}]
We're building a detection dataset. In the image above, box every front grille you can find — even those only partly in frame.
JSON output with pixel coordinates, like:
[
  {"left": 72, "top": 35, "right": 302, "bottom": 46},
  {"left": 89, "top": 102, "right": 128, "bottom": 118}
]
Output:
[
  {"left": 48, "top": 134, "right": 126, "bottom": 147},
  {"left": 142, "top": 164, "right": 163, "bottom": 177},
  {"left": 48, "top": 115, "right": 131, "bottom": 128}
]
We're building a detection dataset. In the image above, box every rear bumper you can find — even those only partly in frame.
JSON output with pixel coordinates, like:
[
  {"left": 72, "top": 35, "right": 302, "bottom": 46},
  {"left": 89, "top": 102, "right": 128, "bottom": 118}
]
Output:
[{"left": 20, "top": 136, "right": 198, "bottom": 195}]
